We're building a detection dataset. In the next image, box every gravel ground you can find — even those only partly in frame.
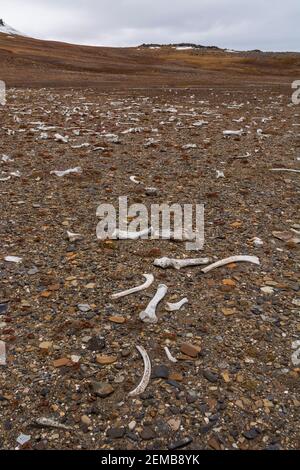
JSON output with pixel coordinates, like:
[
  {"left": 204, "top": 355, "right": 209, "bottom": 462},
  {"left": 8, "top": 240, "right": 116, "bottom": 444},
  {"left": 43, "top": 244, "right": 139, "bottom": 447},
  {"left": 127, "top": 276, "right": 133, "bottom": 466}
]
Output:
[{"left": 0, "top": 85, "right": 299, "bottom": 450}]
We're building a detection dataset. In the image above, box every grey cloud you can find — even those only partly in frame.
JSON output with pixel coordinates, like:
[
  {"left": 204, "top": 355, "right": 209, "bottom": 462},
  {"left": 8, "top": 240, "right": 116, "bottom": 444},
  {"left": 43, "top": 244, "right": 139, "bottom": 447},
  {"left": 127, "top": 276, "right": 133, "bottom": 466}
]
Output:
[{"left": 1, "top": 0, "right": 299, "bottom": 51}]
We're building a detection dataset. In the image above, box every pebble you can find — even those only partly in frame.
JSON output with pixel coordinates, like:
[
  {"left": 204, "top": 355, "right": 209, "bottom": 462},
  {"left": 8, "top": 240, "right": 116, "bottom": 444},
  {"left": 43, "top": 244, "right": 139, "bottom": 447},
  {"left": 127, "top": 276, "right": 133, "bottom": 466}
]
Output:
[
  {"left": 107, "top": 427, "right": 125, "bottom": 439},
  {"left": 87, "top": 336, "right": 106, "bottom": 352},
  {"left": 81, "top": 415, "right": 91, "bottom": 426},
  {"left": 180, "top": 342, "right": 201, "bottom": 358},
  {"left": 96, "top": 355, "right": 117, "bottom": 365},
  {"left": 203, "top": 370, "right": 219, "bottom": 383},
  {"left": 168, "top": 437, "right": 193, "bottom": 450},
  {"left": 152, "top": 364, "right": 169, "bottom": 379},
  {"left": 91, "top": 381, "right": 114, "bottom": 398},
  {"left": 140, "top": 426, "right": 156, "bottom": 440}
]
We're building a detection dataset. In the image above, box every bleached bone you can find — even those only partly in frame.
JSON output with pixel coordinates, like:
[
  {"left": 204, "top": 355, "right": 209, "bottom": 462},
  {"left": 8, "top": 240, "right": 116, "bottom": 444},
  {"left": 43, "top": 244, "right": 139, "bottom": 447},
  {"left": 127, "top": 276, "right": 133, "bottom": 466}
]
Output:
[
  {"left": 4, "top": 256, "right": 22, "bottom": 263},
  {"left": 0, "top": 340, "right": 6, "bottom": 366},
  {"left": 129, "top": 175, "right": 141, "bottom": 184},
  {"left": 54, "top": 133, "right": 69, "bottom": 143},
  {"left": 223, "top": 129, "right": 243, "bottom": 137},
  {"left": 128, "top": 345, "right": 151, "bottom": 396},
  {"left": 67, "top": 231, "right": 83, "bottom": 242},
  {"left": 164, "top": 346, "right": 177, "bottom": 363},
  {"left": 34, "top": 418, "right": 73, "bottom": 431},
  {"left": 154, "top": 257, "right": 210, "bottom": 270},
  {"left": 165, "top": 298, "right": 188, "bottom": 311},
  {"left": 111, "top": 274, "right": 154, "bottom": 299},
  {"left": 112, "top": 227, "right": 153, "bottom": 240},
  {"left": 201, "top": 255, "right": 260, "bottom": 274},
  {"left": 50, "top": 167, "right": 82, "bottom": 177},
  {"left": 216, "top": 170, "right": 225, "bottom": 179},
  {"left": 139, "top": 284, "right": 168, "bottom": 323},
  {"left": 270, "top": 168, "right": 300, "bottom": 174}
]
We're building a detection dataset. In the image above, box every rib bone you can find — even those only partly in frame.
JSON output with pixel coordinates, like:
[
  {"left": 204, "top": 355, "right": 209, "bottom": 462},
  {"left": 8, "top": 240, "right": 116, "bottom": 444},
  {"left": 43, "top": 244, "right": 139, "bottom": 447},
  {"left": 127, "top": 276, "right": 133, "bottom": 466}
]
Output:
[
  {"left": 166, "top": 297, "right": 188, "bottom": 311},
  {"left": 201, "top": 255, "right": 260, "bottom": 274},
  {"left": 128, "top": 345, "right": 151, "bottom": 396},
  {"left": 111, "top": 274, "right": 154, "bottom": 300},
  {"left": 139, "top": 284, "right": 168, "bottom": 323},
  {"left": 154, "top": 257, "right": 210, "bottom": 270},
  {"left": 164, "top": 346, "right": 177, "bottom": 363}
]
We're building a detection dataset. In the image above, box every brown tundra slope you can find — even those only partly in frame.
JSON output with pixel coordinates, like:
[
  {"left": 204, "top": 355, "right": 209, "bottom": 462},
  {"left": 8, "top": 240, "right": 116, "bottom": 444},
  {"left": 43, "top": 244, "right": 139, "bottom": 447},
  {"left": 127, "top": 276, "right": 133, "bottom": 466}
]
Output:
[{"left": 0, "top": 32, "right": 299, "bottom": 88}]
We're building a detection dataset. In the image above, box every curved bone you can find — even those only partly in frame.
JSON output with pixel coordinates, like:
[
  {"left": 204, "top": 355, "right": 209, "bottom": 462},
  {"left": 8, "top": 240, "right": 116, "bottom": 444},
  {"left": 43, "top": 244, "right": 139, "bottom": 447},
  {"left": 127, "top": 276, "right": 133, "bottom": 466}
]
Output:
[
  {"left": 130, "top": 175, "right": 141, "bottom": 184},
  {"left": 164, "top": 346, "right": 177, "bottom": 363},
  {"left": 201, "top": 255, "right": 260, "bottom": 274},
  {"left": 111, "top": 274, "right": 154, "bottom": 300},
  {"left": 139, "top": 284, "right": 168, "bottom": 323},
  {"left": 128, "top": 345, "right": 151, "bottom": 396},
  {"left": 165, "top": 298, "right": 188, "bottom": 311},
  {"left": 270, "top": 168, "right": 300, "bottom": 173},
  {"left": 154, "top": 257, "right": 210, "bottom": 270}
]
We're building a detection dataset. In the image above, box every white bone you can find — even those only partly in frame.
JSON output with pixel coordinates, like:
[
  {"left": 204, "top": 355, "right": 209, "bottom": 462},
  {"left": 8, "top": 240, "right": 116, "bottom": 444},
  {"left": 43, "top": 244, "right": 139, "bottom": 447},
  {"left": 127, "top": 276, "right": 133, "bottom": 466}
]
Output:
[
  {"left": 129, "top": 345, "right": 151, "bottom": 396},
  {"left": 54, "top": 133, "right": 69, "bottom": 143},
  {"left": 50, "top": 167, "right": 82, "bottom": 177},
  {"left": 111, "top": 274, "right": 154, "bottom": 299},
  {"left": 165, "top": 298, "right": 188, "bottom": 311},
  {"left": 164, "top": 346, "right": 177, "bottom": 363},
  {"left": 154, "top": 257, "right": 210, "bottom": 270},
  {"left": 113, "top": 227, "right": 153, "bottom": 240},
  {"left": 67, "top": 231, "right": 83, "bottom": 242},
  {"left": 201, "top": 255, "right": 260, "bottom": 274},
  {"left": 4, "top": 256, "right": 22, "bottom": 263},
  {"left": 223, "top": 129, "right": 243, "bottom": 137},
  {"left": 130, "top": 175, "right": 140, "bottom": 184},
  {"left": 0, "top": 340, "right": 6, "bottom": 366},
  {"left": 270, "top": 168, "right": 300, "bottom": 174},
  {"left": 216, "top": 170, "right": 225, "bottom": 179},
  {"left": 139, "top": 284, "right": 168, "bottom": 323}
]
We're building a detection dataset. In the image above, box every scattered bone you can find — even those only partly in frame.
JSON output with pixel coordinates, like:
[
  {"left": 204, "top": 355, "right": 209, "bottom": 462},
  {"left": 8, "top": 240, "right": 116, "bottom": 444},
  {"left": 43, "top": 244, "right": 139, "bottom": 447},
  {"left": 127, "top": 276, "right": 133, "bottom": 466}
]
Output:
[
  {"left": 252, "top": 237, "right": 264, "bottom": 247},
  {"left": 128, "top": 346, "right": 151, "bottom": 396},
  {"left": 216, "top": 170, "right": 225, "bottom": 179},
  {"left": 112, "top": 227, "right": 152, "bottom": 240},
  {"left": 4, "top": 256, "right": 23, "bottom": 263},
  {"left": 182, "top": 143, "right": 197, "bottom": 149},
  {"left": 165, "top": 297, "right": 188, "bottom": 311},
  {"left": 139, "top": 284, "right": 168, "bottom": 323},
  {"left": 154, "top": 257, "right": 210, "bottom": 270},
  {"left": 291, "top": 341, "right": 300, "bottom": 366},
  {"left": 270, "top": 168, "right": 300, "bottom": 174},
  {"left": 129, "top": 175, "right": 141, "bottom": 184},
  {"left": 67, "top": 231, "right": 83, "bottom": 242},
  {"left": 54, "top": 133, "right": 69, "bottom": 143},
  {"left": 223, "top": 129, "right": 243, "bottom": 137},
  {"left": 111, "top": 274, "right": 154, "bottom": 299},
  {"left": 0, "top": 341, "right": 6, "bottom": 366},
  {"left": 50, "top": 167, "right": 82, "bottom": 177},
  {"left": 34, "top": 418, "right": 73, "bottom": 431},
  {"left": 164, "top": 346, "right": 177, "bottom": 363},
  {"left": 201, "top": 255, "right": 260, "bottom": 274},
  {"left": 1, "top": 154, "right": 14, "bottom": 162}
]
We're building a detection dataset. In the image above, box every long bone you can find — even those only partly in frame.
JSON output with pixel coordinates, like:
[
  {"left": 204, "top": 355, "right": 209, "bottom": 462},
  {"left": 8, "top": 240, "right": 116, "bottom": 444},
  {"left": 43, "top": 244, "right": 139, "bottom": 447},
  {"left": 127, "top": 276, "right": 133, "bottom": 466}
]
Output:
[
  {"left": 111, "top": 274, "right": 154, "bottom": 300},
  {"left": 165, "top": 298, "right": 188, "bottom": 311},
  {"left": 128, "top": 346, "right": 151, "bottom": 396},
  {"left": 154, "top": 257, "right": 210, "bottom": 270},
  {"left": 201, "top": 255, "right": 260, "bottom": 274},
  {"left": 139, "top": 284, "right": 168, "bottom": 323}
]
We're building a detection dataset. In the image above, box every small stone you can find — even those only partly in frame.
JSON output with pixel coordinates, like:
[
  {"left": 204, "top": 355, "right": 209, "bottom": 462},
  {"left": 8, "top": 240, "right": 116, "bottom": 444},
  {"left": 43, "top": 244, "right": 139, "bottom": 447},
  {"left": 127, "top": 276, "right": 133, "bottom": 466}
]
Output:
[
  {"left": 53, "top": 357, "right": 72, "bottom": 367},
  {"left": 16, "top": 434, "right": 31, "bottom": 446},
  {"left": 221, "top": 308, "right": 236, "bottom": 316},
  {"left": 203, "top": 370, "right": 219, "bottom": 383},
  {"left": 0, "top": 304, "right": 8, "bottom": 314},
  {"left": 180, "top": 342, "right": 201, "bottom": 358},
  {"left": 78, "top": 304, "right": 91, "bottom": 312},
  {"left": 168, "top": 437, "right": 193, "bottom": 450},
  {"left": 81, "top": 415, "right": 91, "bottom": 426},
  {"left": 39, "top": 341, "right": 53, "bottom": 351},
  {"left": 107, "top": 427, "right": 125, "bottom": 439},
  {"left": 128, "top": 420, "right": 136, "bottom": 431},
  {"left": 91, "top": 381, "right": 114, "bottom": 398},
  {"left": 87, "top": 336, "right": 106, "bottom": 352},
  {"left": 108, "top": 316, "right": 126, "bottom": 324},
  {"left": 140, "top": 426, "right": 156, "bottom": 440},
  {"left": 168, "top": 418, "right": 181, "bottom": 431},
  {"left": 169, "top": 372, "right": 183, "bottom": 382},
  {"left": 152, "top": 364, "right": 169, "bottom": 379},
  {"left": 243, "top": 428, "right": 260, "bottom": 440},
  {"left": 261, "top": 286, "right": 274, "bottom": 294},
  {"left": 96, "top": 355, "right": 117, "bottom": 365}
]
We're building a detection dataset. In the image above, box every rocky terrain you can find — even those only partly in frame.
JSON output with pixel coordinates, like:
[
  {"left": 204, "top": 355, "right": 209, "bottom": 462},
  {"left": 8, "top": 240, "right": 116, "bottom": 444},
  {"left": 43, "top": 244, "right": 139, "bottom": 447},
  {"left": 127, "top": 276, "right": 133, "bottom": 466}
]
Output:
[{"left": 0, "top": 29, "right": 300, "bottom": 451}]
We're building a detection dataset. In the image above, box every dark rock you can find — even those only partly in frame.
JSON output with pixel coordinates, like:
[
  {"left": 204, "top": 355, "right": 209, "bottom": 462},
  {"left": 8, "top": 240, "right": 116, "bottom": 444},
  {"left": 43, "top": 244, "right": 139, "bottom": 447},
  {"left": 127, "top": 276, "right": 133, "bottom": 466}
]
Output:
[
  {"left": 203, "top": 370, "right": 219, "bottom": 383},
  {"left": 91, "top": 381, "right": 114, "bottom": 398},
  {"left": 243, "top": 428, "right": 261, "bottom": 440},
  {"left": 168, "top": 437, "right": 193, "bottom": 450},
  {"left": 107, "top": 427, "right": 125, "bottom": 439},
  {"left": 140, "top": 426, "right": 156, "bottom": 440},
  {"left": 0, "top": 303, "right": 8, "bottom": 314},
  {"left": 87, "top": 336, "right": 106, "bottom": 352},
  {"left": 152, "top": 364, "right": 169, "bottom": 379}
]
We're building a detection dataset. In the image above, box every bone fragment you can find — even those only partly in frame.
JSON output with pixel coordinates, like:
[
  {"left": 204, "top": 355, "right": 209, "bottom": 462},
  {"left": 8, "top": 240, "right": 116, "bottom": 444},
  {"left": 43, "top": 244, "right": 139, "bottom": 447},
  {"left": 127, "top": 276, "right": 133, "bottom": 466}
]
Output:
[
  {"left": 128, "top": 346, "right": 151, "bottom": 396},
  {"left": 139, "top": 284, "right": 168, "bottom": 323},
  {"left": 111, "top": 274, "right": 154, "bottom": 299},
  {"left": 201, "top": 255, "right": 260, "bottom": 274},
  {"left": 154, "top": 257, "right": 210, "bottom": 270},
  {"left": 165, "top": 298, "right": 188, "bottom": 311}
]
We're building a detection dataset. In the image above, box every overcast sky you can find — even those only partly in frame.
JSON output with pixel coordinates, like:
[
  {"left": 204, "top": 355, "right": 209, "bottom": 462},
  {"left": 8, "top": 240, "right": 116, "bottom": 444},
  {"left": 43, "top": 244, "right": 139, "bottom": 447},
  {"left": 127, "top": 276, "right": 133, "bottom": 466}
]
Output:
[{"left": 1, "top": 0, "right": 299, "bottom": 51}]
